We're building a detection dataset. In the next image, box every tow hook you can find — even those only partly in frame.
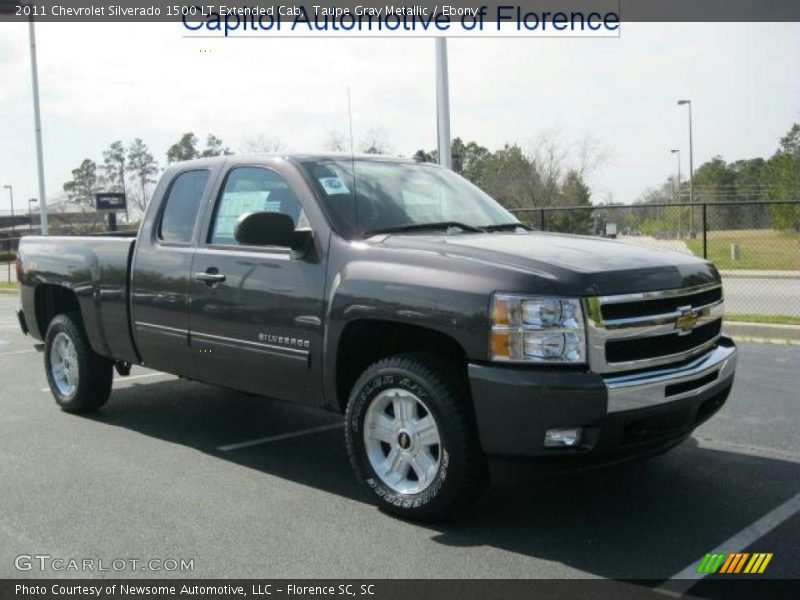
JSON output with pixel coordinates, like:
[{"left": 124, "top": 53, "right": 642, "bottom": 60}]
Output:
[{"left": 114, "top": 361, "right": 132, "bottom": 376}]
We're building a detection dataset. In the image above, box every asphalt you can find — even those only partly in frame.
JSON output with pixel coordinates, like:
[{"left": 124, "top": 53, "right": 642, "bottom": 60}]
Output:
[{"left": 0, "top": 295, "right": 797, "bottom": 589}]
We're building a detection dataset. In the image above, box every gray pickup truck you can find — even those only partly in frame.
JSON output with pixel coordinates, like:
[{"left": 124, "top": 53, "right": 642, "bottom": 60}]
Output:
[{"left": 16, "top": 154, "right": 737, "bottom": 520}]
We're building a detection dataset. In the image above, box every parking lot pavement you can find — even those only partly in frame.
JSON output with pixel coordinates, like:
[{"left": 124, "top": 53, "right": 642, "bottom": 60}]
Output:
[{"left": 0, "top": 294, "right": 798, "bottom": 588}]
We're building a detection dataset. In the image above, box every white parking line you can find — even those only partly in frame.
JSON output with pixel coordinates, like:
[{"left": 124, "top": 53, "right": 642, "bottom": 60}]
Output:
[
  {"left": 0, "top": 349, "right": 38, "bottom": 357},
  {"left": 40, "top": 371, "right": 170, "bottom": 392},
  {"left": 656, "top": 491, "right": 800, "bottom": 596},
  {"left": 218, "top": 422, "right": 344, "bottom": 451}
]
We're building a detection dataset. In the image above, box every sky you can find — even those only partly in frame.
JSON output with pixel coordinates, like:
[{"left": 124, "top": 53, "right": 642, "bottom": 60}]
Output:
[{"left": 0, "top": 21, "right": 798, "bottom": 215}]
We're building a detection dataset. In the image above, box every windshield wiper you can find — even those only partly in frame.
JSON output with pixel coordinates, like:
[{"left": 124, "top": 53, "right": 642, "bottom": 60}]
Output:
[
  {"left": 477, "top": 222, "right": 531, "bottom": 232},
  {"left": 363, "top": 221, "right": 483, "bottom": 237}
]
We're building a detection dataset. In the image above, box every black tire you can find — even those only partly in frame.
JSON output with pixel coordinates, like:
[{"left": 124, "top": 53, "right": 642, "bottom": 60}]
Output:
[
  {"left": 44, "top": 312, "right": 113, "bottom": 413},
  {"left": 345, "top": 353, "right": 489, "bottom": 521}
]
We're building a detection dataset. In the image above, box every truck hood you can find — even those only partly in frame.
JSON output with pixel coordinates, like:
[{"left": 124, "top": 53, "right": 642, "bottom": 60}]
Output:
[{"left": 374, "top": 231, "right": 720, "bottom": 296}]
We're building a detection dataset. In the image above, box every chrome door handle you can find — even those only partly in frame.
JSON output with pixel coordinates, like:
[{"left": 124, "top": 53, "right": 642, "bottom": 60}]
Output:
[{"left": 194, "top": 271, "right": 226, "bottom": 284}]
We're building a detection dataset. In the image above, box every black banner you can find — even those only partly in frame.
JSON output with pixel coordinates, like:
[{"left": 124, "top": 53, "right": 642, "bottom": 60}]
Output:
[{"left": 2, "top": 580, "right": 800, "bottom": 600}]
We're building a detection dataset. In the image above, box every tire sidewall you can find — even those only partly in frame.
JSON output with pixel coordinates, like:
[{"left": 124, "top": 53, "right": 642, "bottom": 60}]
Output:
[
  {"left": 44, "top": 315, "right": 88, "bottom": 410},
  {"left": 347, "top": 362, "right": 457, "bottom": 514}
]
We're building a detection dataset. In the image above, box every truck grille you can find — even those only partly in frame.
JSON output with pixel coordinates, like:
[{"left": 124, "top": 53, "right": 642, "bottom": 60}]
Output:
[{"left": 586, "top": 283, "right": 724, "bottom": 374}]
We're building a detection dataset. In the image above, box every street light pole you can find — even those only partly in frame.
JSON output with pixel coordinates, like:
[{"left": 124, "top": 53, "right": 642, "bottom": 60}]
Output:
[
  {"left": 677, "top": 99, "right": 694, "bottom": 236},
  {"left": 435, "top": 37, "right": 452, "bottom": 170},
  {"left": 3, "top": 185, "right": 14, "bottom": 233},
  {"left": 29, "top": 16, "right": 48, "bottom": 235},
  {"left": 29, "top": 198, "right": 37, "bottom": 232}
]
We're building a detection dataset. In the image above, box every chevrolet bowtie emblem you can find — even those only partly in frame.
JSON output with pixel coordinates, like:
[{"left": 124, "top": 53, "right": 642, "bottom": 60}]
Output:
[{"left": 675, "top": 306, "right": 699, "bottom": 335}]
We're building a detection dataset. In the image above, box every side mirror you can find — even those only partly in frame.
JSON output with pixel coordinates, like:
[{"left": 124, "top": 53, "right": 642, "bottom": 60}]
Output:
[{"left": 234, "top": 212, "right": 313, "bottom": 256}]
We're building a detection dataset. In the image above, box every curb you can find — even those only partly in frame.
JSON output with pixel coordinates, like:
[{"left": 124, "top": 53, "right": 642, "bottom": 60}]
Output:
[
  {"left": 0, "top": 289, "right": 18, "bottom": 296},
  {"left": 723, "top": 322, "right": 800, "bottom": 345},
  {"left": 720, "top": 271, "right": 799, "bottom": 280}
]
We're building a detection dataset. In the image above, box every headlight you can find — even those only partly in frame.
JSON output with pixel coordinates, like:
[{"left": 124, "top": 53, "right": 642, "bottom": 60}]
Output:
[{"left": 490, "top": 294, "right": 586, "bottom": 363}]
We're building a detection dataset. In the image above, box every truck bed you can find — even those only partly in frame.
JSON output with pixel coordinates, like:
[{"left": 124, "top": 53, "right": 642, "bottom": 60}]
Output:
[{"left": 18, "top": 235, "right": 139, "bottom": 364}]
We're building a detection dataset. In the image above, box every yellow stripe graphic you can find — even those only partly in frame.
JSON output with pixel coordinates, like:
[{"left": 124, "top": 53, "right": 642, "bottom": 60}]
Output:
[
  {"left": 733, "top": 553, "right": 749, "bottom": 573},
  {"left": 758, "top": 554, "right": 773, "bottom": 574}
]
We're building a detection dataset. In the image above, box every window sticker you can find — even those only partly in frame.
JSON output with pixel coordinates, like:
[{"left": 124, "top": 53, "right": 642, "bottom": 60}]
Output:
[
  {"left": 319, "top": 177, "right": 350, "bottom": 196},
  {"left": 215, "top": 190, "right": 270, "bottom": 238}
]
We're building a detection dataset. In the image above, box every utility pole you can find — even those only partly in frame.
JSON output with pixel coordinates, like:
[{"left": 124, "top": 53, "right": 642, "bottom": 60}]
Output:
[
  {"left": 29, "top": 16, "right": 49, "bottom": 235},
  {"left": 435, "top": 38, "right": 452, "bottom": 170},
  {"left": 677, "top": 100, "right": 694, "bottom": 237}
]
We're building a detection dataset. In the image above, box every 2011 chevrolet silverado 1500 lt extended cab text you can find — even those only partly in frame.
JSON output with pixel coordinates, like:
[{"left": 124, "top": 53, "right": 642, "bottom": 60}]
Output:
[{"left": 16, "top": 155, "right": 737, "bottom": 520}]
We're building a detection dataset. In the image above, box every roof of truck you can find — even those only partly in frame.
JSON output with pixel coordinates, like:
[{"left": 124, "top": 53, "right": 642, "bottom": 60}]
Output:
[{"left": 169, "top": 153, "right": 427, "bottom": 168}]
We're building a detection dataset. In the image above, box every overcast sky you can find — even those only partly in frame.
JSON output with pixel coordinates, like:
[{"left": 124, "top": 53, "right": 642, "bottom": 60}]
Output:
[{"left": 0, "top": 21, "right": 798, "bottom": 214}]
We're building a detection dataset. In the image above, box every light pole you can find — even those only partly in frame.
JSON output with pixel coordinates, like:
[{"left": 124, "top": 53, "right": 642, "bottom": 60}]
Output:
[
  {"left": 3, "top": 185, "right": 14, "bottom": 234},
  {"left": 29, "top": 198, "right": 37, "bottom": 232},
  {"left": 677, "top": 99, "right": 694, "bottom": 236},
  {"left": 435, "top": 38, "right": 452, "bottom": 170},
  {"left": 671, "top": 149, "right": 681, "bottom": 238}
]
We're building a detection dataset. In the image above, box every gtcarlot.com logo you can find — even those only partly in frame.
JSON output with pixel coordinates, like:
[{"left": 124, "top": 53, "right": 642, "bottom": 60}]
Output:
[
  {"left": 697, "top": 552, "right": 773, "bottom": 575},
  {"left": 15, "top": 554, "right": 194, "bottom": 572}
]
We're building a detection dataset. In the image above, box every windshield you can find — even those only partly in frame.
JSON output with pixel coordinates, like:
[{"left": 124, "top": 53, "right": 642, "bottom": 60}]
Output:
[{"left": 298, "top": 159, "right": 520, "bottom": 238}]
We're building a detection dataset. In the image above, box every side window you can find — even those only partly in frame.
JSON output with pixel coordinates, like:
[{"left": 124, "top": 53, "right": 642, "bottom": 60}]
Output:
[
  {"left": 210, "top": 166, "right": 307, "bottom": 246},
  {"left": 159, "top": 170, "right": 210, "bottom": 244}
]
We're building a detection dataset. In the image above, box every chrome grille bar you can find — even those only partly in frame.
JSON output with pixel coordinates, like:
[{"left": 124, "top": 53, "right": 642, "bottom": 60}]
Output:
[{"left": 585, "top": 283, "right": 724, "bottom": 374}]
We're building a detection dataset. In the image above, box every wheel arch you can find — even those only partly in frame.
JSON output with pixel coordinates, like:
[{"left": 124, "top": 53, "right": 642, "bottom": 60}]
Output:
[{"left": 333, "top": 319, "right": 469, "bottom": 413}]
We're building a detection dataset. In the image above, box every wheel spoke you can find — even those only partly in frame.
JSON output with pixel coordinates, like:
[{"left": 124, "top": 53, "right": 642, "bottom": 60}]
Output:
[
  {"left": 393, "top": 395, "right": 415, "bottom": 424},
  {"left": 413, "top": 415, "right": 440, "bottom": 447},
  {"left": 366, "top": 414, "right": 395, "bottom": 444},
  {"left": 382, "top": 447, "right": 409, "bottom": 485},
  {"left": 410, "top": 450, "right": 437, "bottom": 484}
]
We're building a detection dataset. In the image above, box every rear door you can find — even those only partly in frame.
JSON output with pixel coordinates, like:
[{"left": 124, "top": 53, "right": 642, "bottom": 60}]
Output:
[
  {"left": 130, "top": 165, "right": 220, "bottom": 377},
  {"left": 187, "top": 160, "right": 328, "bottom": 404}
]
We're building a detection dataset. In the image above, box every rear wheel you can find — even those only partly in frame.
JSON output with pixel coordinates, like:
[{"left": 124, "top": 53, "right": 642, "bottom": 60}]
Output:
[
  {"left": 345, "top": 354, "right": 488, "bottom": 521},
  {"left": 44, "top": 313, "right": 113, "bottom": 413}
]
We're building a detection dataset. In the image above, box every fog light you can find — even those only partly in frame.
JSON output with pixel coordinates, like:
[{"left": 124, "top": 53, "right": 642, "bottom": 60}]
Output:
[{"left": 544, "top": 428, "right": 583, "bottom": 448}]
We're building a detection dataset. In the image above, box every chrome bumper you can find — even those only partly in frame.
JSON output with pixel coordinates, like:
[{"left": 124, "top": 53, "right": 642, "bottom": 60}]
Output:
[{"left": 604, "top": 341, "right": 737, "bottom": 414}]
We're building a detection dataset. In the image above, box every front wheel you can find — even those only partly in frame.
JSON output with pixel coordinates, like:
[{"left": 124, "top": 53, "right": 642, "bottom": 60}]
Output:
[
  {"left": 345, "top": 354, "right": 488, "bottom": 521},
  {"left": 44, "top": 313, "right": 113, "bottom": 413}
]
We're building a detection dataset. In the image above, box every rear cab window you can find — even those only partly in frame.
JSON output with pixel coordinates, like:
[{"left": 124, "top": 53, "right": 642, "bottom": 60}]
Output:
[{"left": 158, "top": 169, "right": 210, "bottom": 244}]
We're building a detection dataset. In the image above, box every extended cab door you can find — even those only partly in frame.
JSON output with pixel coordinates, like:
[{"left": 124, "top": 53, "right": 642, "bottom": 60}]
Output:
[
  {"left": 187, "top": 160, "right": 328, "bottom": 404},
  {"left": 130, "top": 164, "right": 221, "bottom": 377}
]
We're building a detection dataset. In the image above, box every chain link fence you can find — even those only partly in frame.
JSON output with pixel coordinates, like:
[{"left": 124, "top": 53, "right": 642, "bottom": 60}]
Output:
[
  {"left": 3, "top": 202, "right": 798, "bottom": 321},
  {"left": 511, "top": 201, "right": 799, "bottom": 320}
]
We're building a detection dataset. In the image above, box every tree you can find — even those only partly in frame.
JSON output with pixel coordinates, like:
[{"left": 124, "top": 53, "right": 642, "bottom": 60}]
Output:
[
  {"left": 126, "top": 138, "right": 159, "bottom": 212},
  {"left": 323, "top": 130, "right": 348, "bottom": 153},
  {"left": 551, "top": 170, "right": 593, "bottom": 234},
  {"left": 102, "top": 140, "right": 128, "bottom": 220},
  {"left": 201, "top": 133, "right": 232, "bottom": 157},
  {"left": 167, "top": 133, "right": 199, "bottom": 163},
  {"left": 62, "top": 159, "right": 106, "bottom": 233},
  {"left": 240, "top": 133, "right": 284, "bottom": 154},
  {"left": 768, "top": 122, "right": 800, "bottom": 230},
  {"left": 359, "top": 127, "right": 390, "bottom": 155},
  {"left": 63, "top": 159, "right": 101, "bottom": 208},
  {"left": 479, "top": 144, "right": 542, "bottom": 210}
]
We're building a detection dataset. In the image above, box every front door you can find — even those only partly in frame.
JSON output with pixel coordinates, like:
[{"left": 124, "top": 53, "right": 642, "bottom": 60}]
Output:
[{"left": 188, "top": 163, "right": 327, "bottom": 404}]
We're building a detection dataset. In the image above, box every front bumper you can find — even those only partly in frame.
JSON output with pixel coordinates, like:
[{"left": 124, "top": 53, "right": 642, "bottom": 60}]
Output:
[{"left": 468, "top": 337, "right": 737, "bottom": 459}]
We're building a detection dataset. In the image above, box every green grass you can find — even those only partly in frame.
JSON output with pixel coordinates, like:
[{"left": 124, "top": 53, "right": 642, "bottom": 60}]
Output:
[
  {"left": 726, "top": 314, "right": 800, "bottom": 326},
  {"left": 686, "top": 229, "right": 799, "bottom": 270},
  {"left": 0, "top": 281, "right": 18, "bottom": 290}
]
